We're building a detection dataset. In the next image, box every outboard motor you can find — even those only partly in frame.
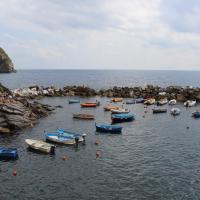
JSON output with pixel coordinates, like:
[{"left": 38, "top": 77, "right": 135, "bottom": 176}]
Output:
[
  {"left": 74, "top": 137, "right": 79, "bottom": 148},
  {"left": 50, "top": 146, "right": 55, "bottom": 155}
]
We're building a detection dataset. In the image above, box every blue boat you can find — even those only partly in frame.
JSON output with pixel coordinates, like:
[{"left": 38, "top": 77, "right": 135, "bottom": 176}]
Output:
[
  {"left": 135, "top": 98, "right": 144, "bottom": 103},
  {"left": 0, "top": 147, "right": 18, "bottom": 160},
  {"left": 69, "top": 99, "right": 80, "bottom": 104},
  {"left": 111, "top": 113, "right": 134, "bottom": 123},
  {"left": 126, "top": 100, "right": 135, "bottom": 104},
  {"left": 56, "top": 129, "right": 82, "bottom": 138},
  {"left": 192, "top": 111, "right": 200, "bottom": 118},
  {"left": 95, "top": 123, "right": 122, "bottom": 133}
]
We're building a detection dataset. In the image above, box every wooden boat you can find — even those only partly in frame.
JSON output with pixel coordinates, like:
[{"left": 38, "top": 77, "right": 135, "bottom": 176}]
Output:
[
  {"left": 111, "top": 98, "right": 123, "bottom": 102},
  {"left": 126, "top": 100, "right": 135, "bottom": 104},
  {"left": 73, "top": 113, "right": 95, "bottom": 120},
  {"left": 69, "top": 99, "right": 80, "bottom": 104},
  {"left": 0, "top": 147, "right": 18, "bottom": 160},
  {"left": 144, "top": 98, "right": 156, "bottom": 105},
  {"left": 170, "top": 108, "right": 181, "bottom": 116},
  {"left": 152, "top": 108, "right": 167, "bottom": 114},
  {"left": 25, "top": 139, "right": 55, "bottom": 154},
  {"left": 45, "top": 133, "right": 76, "bottom": 145},
  {"left": 111, "top": 113, "right": 134, "bottom": 123},
  {"left": 192, "top": 111, "right": 200, "bottom": 118},
  {"left": 168, "top": 99, "right": 176, "bottom": 105},
  {"left": 96, "top": 123, "right": 122, "bottom": 133},
  {"left": 184, "top": 100, "right": 196, "bottom": 107},
  {"left": 157, "top": 98, "right": 168, "bottom": 105},
  {"left": 104, "top": 104, "right": 120, "bottom": 111},
  {"left": 111, "top": 108, "right": 130, "bottom": 114}
]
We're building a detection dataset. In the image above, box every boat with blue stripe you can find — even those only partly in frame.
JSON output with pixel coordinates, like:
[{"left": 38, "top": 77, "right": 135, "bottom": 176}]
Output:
[
  {"left": 0, "top": 147, "right": 18, "bottom": 160},
  {"left": 95, "top": 123, "right": 122, "bottom": 133},
  {"left": 111, "top": 113, "right": 135, "bottom": 123}
]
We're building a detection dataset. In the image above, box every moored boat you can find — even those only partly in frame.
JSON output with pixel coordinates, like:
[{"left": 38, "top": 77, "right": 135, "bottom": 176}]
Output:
[
  {"left": 152, "top": 108, "right": 167, "bottom": 114},
  {"left": 95, "top": 123, "right": 122, "bottom": 133},
  {"left": 125, "top": 100, "right": 135, "bottom": 104},
  {"left": 111, "top": 113, "right": 134, "bottom": 123},
  {"left": 81, "top": 103, "right": 97, "bottom": 107},
  {"left": 104, "top": 104, "right": 120, "bottom": 111},
  {"left": 69, "top": 99, "right": 80, "bottom": 104},
  {"left": 144, "top": 98, "right": 156, "bottom": 105},
  {"left": 168, "top": 99, "right": 177, "bottom": 105},
  {"left": 111, "top": 108, "right": 130, "bottom": 114},
  {"left": 135, "top": 98, "right": 144, "bottom": 103},
  {"left": 111, "top": 98, "right": 123, "bottom": 102},
  {"left": 170, "top": 108, "right": 181, "bottom": 116},
  {"left": 184, "top": 100, "right": 196, "bottom": 107},
  {"left": 192, "top": 111, "right": 200, "bottom": 118},
  {"left": 25, "top": 139, "right": 55, "bottom": 154},
  {"left": 0, "top": 147, "right": 18, "bottom": 160},
  {"left": 73, "top": 113, "right": 95, "bottom": 120},
  {"left": 157, "top": 98, "right": 168, "bottom": 106}
]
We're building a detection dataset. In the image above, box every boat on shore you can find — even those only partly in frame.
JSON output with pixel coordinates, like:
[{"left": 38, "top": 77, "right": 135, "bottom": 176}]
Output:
[
  {"left": 170, "top": 108, "right": 181, "bottom": 116},
  {"left": 25, "top": 139, "right": 55, "bottom": 154},
  {"left": 111, "top": 108, "right": 130, "bottom": 114},
  {"left": 144, "top": 98, "right": 156, "bottom": 105},
  {"left": 111, "top": 98, "right": 123, "bottom": 102},
  {"left": 104, "top": 104, "right": 120, "bottom": 111},
  {"left": 0, "top": 147, "right": 18, "bottom": 160},
  {"left": 152, "top": 108, "right": 167, "bottom": 114},
  {"left": 73, "top": 113, "right": 95, "bottom": 120},
  {"left": 111, "top": 113, "right": 134, "bottom": 123},
  {"left": 95, "top": 123, "right": 122, "bottom": 133},
  {"left": 184, "top": 100, "right": 196, "bottom": 107},
  {"left": 69, "top": 99, "right": 80, "bottom": 104},
  {"left": 192, "top": 111, "right": 200, "bottom": 118},
  {"left": 168, "top": 99, "right": 177, "bottom": 105}
]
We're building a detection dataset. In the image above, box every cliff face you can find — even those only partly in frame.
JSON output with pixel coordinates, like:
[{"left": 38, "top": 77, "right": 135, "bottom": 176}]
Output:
[{"left": 0, "top": 48, "right": 16, "bottom": 73}]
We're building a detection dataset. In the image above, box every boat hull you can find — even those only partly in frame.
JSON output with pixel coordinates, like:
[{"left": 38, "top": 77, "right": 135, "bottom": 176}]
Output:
[
  {"left": 96, "top": 124, "right": 122, "bottom": 133},
  {"left": 0, "top": 147, "right": 18, "bottom": 160},
  {"left": 111, "top": 114, "right": 134, "bottom": 123}
]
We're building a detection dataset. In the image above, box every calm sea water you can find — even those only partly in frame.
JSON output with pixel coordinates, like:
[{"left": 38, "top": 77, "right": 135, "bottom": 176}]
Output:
[
  {"left": 1, "top": 70, "right": 200, "bottom": 89},
  {"left": 1, "top": 70, "right": 200, "bottom": 199}
]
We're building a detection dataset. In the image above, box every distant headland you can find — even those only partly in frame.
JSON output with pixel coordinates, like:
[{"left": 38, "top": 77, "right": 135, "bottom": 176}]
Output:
[{"left": 0, "top": 47, "right": 16, "bottom": 73}]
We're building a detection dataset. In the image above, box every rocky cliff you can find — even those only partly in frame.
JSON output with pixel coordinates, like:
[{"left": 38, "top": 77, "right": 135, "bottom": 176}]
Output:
[{"left": 0, "top": 47, "right": 16, "bottom": 73}]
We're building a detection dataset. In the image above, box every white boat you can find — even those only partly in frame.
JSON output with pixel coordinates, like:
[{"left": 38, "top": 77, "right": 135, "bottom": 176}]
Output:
[
  {"left": 111, "top": 108, "right": 130, "bottom": 114},
  {"left": 184, "top": 100, "right": 196, "bottom": 107},
  {"left": 157, "top": 98, "right": 168, "bottom": 105},
  {"left": 144, "top": 98, "right": 156, "bottom": 105},
  {"left": 170, "top": 108, "right": 181, "bottom": 116},
  {"left": 25, "top": 139, "right": 55, "bottom": 154},
  {"left": 168, "top": 99, "right": 176, "bottom": 105}
]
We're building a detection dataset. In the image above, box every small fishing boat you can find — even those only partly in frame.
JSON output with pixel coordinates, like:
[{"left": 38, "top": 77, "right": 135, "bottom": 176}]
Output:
[
  {"left": 95, "top": 123, "right": 122, "bottom": 133},
  {"left": 184, "top": 100, "right": 196, "bottom": 107},
  {"left": 192, "top": 111, "right": 200, "bottom": 118},
  {"left": 69, "top": 99, "right": 80, "bottom": 104},
  {"left": 111, "top": 108, "right": 130, "bottom": 114},
  {"left": 0, "top": 147, "right": 18, "bottom": 160},
  {"left": 170, "top": 108, "right": 181, "bottom": 116},
  {"left": 25, "top": 139, "right": 55, "bottom": 154},
  {"left": 144, "top": 98, "right": 156, "bottom": 105},
  {"left": 168, "top": 99, "right": 177, "bottom": 105},
  {"left": 73, "top": 113, "right": 95, "bottom": 120},
  {"left": 81, "top": 103, "right": 97, "bottom": 108},
  {"left": 111, "top": 98, "right": 123, "bottom": 102},
  {"left": 157, "top": 98, "right": 168, "bottom": 105},
  {"left": 45, "top": 133, "right": 76, "bottom": 145},
  {"left": 126, "top": 100, "right": 135, "bottom": 104},
  {"left": 111, "top": 113, "right": 134, "bottom": 123},
  {"left": 152, "top": 108, "right": 167, "bottom": 114},
  {"left": 104, "top": 104, "right": 120, "bottom": 111},
  {"left": 135, "top": 98, "right": 144, "bottom": 103}
]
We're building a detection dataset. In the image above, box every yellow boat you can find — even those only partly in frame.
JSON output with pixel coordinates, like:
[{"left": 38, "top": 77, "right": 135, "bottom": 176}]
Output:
[
  {"left": 144, "top": 98, "right": 156, "bottom": 105},
  {"left": 111, "top": 98, "right": 123, "bottom": 102},
  {"left": 104, "top": 104, "right": 120, "bottom": 111}
]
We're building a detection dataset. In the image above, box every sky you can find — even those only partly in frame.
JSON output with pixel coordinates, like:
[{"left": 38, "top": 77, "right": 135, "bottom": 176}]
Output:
[{"left": 0, "top": 0, "right": 200, "bottom": 70}]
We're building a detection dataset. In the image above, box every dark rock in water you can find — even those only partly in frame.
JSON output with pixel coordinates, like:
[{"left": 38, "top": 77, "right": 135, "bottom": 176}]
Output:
[{"left": 0, "top": 48, "right": 16, "bottom": 73}]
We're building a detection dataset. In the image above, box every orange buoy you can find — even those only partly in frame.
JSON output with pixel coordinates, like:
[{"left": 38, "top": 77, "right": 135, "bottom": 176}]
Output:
[
  {"left": 94, "top": 140, "right": 100, "bottom": 145},
  {"left": 96, "top": 150, "right": 101, "bottom": 158},
  {"left": 61, "top": 156, "right": 69, "bottom": 161},
  {"left": 12, "top": 170, "right": 17, "bottom": 176}
]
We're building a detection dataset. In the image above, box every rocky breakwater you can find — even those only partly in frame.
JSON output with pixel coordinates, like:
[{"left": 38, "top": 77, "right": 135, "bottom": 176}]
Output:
[
  {"left": 12, "top": 84, "right": 200, "bottom": 102},
  {"left": 0, "top": 47, "right": 16, "bottom": 73},
  {"left": 0, "top": 83, "right": 54, "bottom": 134}
]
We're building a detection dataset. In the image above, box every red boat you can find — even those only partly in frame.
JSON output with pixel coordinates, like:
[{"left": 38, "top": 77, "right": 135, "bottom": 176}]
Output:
[{"left": 81, "top": 103, "right": 97, "bottom": 108}]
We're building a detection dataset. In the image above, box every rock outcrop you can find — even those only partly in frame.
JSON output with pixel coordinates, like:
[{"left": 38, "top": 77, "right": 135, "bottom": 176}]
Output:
[{"left": 0, "top": 47, "right": 16, "bottom": 73}]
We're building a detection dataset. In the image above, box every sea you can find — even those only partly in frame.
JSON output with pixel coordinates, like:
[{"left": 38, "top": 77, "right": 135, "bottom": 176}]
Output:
[{"left": 0, "top": 70, "right": 200, "bottom": 200}]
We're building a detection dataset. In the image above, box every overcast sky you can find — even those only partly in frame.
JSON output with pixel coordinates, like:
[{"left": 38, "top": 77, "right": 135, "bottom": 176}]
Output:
[{"left": 0, "top": 0, "right": 200, "bottom": 70}]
